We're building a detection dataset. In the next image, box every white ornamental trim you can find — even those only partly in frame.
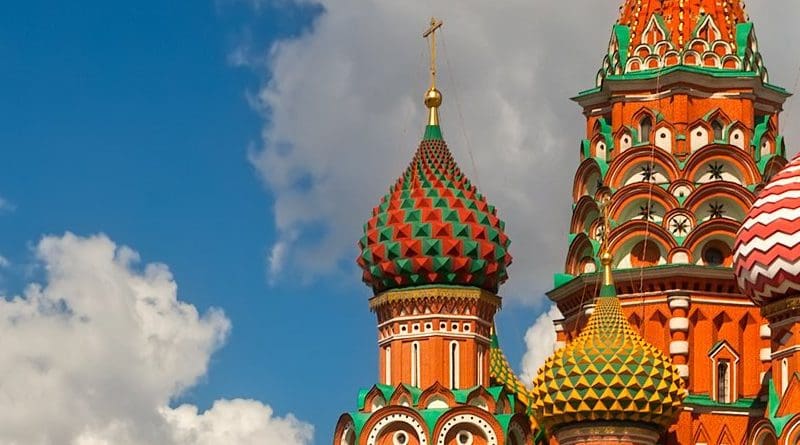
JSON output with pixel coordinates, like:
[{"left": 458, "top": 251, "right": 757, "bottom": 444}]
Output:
[
  {"left": 676, "top": 364, "right": 690, "bottom": 378},
  {"left": 760, "top": 347, "right": 772, "bottom": 362},
  {"left": 669, "top": 317, "right": 689, "bottom": 332},
  {"left": 366, "top": 413, "right": 428, "bottom": 445},
  {"left": 760, "top": 324, "right": 772, "bottom": 339},
  {"left": 670, "top": 340, "right": 689, "bottom": 355},
  {"left": 668, "top": 297, "right": 690, "bottom": 309},
  {"left": 436, "top": 414, "right": 497, "bottom": 445}
]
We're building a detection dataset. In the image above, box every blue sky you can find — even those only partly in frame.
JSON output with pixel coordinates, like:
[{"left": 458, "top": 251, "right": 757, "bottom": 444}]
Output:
[{"left": 0, "top": 1, "right": 545, "bottom": 442}]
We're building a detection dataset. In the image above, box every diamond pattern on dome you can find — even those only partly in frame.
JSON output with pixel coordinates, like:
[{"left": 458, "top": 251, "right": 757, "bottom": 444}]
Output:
[
  {"left": 358, "top": 137, "right": 511, "bottom": 293},
  {"left": 735, "top": 155, "right": 800, "bottom": 305},
  {"left": 531, "top": 293, "right": 685, "bottom": 430}
]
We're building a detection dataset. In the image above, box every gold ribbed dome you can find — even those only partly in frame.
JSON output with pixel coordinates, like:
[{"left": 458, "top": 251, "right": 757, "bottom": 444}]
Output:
[{"left": 531, "top": 285, "right": 686, "bottom": 431}]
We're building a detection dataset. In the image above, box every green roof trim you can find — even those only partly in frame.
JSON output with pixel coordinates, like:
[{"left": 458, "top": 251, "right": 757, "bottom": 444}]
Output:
[
  {"left": 423, "top": 125, "right": 443, "bottom": 141},
  {"left": 607, "top": 64, "right": 760, "bottom": 81},
  {"left": 683, "top": 393, "right": 764, "bottom": 410},
  {"left": 553, "top": 273, "right": 575, "bottom": 288},
  {"left": 768, "top": 378, "right": 795, "bottom": 436}
]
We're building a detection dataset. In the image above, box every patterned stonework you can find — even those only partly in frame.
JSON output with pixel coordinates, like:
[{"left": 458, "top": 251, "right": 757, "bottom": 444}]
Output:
[
  {"left": 358, "top": 134, "right": 512, "bottom": 294},
  {"left": 735, "top": 155, "right": 800, "bottom": 305},
  {"left": 531, "top": 291, "right": 685, "bottom": 431}
]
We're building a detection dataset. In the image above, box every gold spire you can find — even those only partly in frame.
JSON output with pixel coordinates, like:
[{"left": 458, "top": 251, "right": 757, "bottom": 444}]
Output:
[
  {"left": 599, "top": 196, "right": 614, "bottom": 287},
  {"left": 423, "top": 17, "right": 443, "bottom": 126}
]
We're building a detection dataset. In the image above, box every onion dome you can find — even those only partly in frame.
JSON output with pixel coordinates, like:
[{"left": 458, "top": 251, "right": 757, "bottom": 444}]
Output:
[
  {"left": 734, "top": 155, "right": 800, "bottom": 306},
  {"left": 531, "top": 219, "right": 685, "bottom": 432},
  {"left": 357, "top": 88, "right": 512, "bottom": 294},
  {"left": 489, "top": 327, "right": 532, "bottom": 407}
]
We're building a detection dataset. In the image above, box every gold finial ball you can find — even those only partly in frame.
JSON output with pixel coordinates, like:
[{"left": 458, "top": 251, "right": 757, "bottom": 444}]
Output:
[
  {"left": 424, "top": 88, "right": 442, "bottom": 108},
  {"left": 600, "top": 251, "right": 614, "bottom": 266}
]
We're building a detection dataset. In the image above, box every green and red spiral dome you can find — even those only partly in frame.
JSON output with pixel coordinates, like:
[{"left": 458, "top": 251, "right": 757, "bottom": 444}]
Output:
[{"left": 357, "top": 128, "right": 512, "bottom": 294}]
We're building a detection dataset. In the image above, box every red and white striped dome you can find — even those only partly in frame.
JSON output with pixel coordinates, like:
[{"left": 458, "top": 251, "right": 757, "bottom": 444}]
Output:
[{"left": 734, "top": 155, "right": 800, "bottom": 306}]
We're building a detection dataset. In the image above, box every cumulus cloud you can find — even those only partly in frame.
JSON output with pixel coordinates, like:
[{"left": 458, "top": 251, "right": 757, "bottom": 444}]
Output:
[
  {"left": 247, "top": 0, "right": 800, "bottom": 301},
  {"left": 520, "top": 304, "right": 563, "bottom": 384},
  {"left": 0, "top": 233, "right": 313, "bottom": 445}
]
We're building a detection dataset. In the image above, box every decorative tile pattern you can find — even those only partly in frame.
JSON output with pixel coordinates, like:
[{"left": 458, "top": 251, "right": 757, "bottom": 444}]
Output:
[
  {"left": 358, "top": 136, "right": 512, "bottom": 293},
  {"left": 735, "top": 155, "right": 800, "bottom": 305}
]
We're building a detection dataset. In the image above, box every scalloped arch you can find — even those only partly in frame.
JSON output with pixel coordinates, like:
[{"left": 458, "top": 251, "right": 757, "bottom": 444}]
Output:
[
  {"left": 610, "top": 183, "right": 680, "bottom": 221},
  {"left": 683, "top": 145, "right": 761, "bottom": 185},
  {"left": 418, "top": 382, "right": 456, "bottom": 409},
  {"left": 431, "top": 407, "right": 504, "bottom": 445},
  {"left": 570, "top": 196, "right": 600, "bottom": 234},
  {"left": 572, "top": 158, "right": 604, "bottom": 202},
  {"left": 565, "top": 233, "right": 598, "bottom": 276},
  {"left": 684, "top": 182, "right": 755, "bottom": 223},
  {"left": 362, "top": 406, "right": 430, "bottom": 445},
  {"left": 607, "top": 146, "right": 680, "bottom": 189}
]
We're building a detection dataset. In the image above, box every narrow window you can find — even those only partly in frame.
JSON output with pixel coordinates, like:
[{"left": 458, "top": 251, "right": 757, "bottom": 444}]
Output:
[
  {"left": 385, "top": 346, "right": 391, "bottom": 384},
  {"left": 782, "top": 358, "right": 789, "bottom": 395},
  {"left": 717, "top": 360, "right": 730, "bottom": 403},
  {"left": 450, "top": 341, "right": 460, "bottom": 389},
  {"left": 477, "top": 346, "right": 484, "bottom": 384},
  {"left": 411, "top": 342, "right": 420, "bottom": 387},
  {"left": 640, "top": 116, "right": 653, "bottom": 143},
  {"left": 712, "top": 120, "right": 724, "bottom": 141}
]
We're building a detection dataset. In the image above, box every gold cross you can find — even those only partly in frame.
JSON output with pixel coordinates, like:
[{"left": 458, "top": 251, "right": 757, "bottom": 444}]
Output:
[{"left": 423, "top": 17, "right": 443, "bottom": 89}]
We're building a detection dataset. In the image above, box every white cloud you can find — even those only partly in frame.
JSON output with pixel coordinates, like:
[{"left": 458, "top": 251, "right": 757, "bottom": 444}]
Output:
[
  {"left": 0, "top": 232, "right": 313, "bottom": 445},
  {"left": 520, "top": 304, "right": 562, "bottom": 384},
  {"left": 0, "top": 255, "right": 9, "bottom": 268},
  {"left": 165, "top": 400, "right": 314, "bottom": 444},
  {"left": 0, "top": 196, "right": 15, "bottom": 213},
  {"left": 247, "top": 0, "right": 800, "bottom": 301}
]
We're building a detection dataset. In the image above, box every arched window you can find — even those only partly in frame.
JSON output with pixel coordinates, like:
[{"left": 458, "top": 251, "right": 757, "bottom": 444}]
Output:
[
  {"left": 702, "top": 241, "right": 731, "bottom": 267},
  {"left": 640, "top": 116, "right": 653, "bottom": 143},
  {"left": 411, "top": 342, "right": 420, "bottom": 387},
  {"left": 450, "top": 341, "right": 460, "bottom": 389},
  {"left": 712, "top": 120, "right": 724, "bottom": 141},
  {"left": 631, "top": 240, "right": 660, "bottom": 267},
  {"left": 717, "top": 360, "right": 731, "bottom": 403}
]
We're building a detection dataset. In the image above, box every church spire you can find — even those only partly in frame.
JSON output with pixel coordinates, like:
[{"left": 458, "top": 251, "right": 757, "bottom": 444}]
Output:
[{"left": 422, "top": 17, "right": 443, "bottom": 138}]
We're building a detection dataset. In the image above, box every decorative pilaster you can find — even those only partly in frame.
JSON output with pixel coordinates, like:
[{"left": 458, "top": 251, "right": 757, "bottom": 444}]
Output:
[{"left": 668, "top": 293, "right": 691, "bottom": 380}]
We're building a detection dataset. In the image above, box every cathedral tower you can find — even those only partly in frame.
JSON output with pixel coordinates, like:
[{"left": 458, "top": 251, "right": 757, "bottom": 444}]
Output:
[
  {"left": 547, "top": 0, "right": 795, "bottom": 443},
  {"left": 333, "top": 19, "right": 532, "bottom": 445}
]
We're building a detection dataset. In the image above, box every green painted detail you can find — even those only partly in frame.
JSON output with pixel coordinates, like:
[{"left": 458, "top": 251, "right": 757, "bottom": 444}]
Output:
[
  {"left": 423, "top": 125, "right": 443, "bottom": 141},
  {"left": 752, "top": 115, "right": 770, "bottom": 163},
  {"left": 599, "top": 284, "right": 616, "bottom": 299},
  {"left": 581, "top": 139, "right": 591, "bottom": 158},
  {"left": 553, "top": 273, "right": 575, "bottom": 288},
  {"left": 683, "top": 393, "right": 763, "bottom": 410},
  {"left": 607, "top": 64, "right": 760, "bottom": 81},
  {"left": 549, "top": 264, "right": 736, "bottom": 292},
  {"left": 674, "top": 235, "right": 686, "bottom": 246},
  {"left": 767, "top": 377, "right": 795, "bottom": 436},
  {"left": 777, "top": 135, "right": 786, "bottom": 158},
  {"left": 598, "top": 117, "right": 615, "bottom": 155},
  {"left": 735, "top": 23, "right": 753, "bottom": 59},
  {"left": 676, "top": 133, "right": 687, "bottom": 141},
  {"left": 613, "top": 25, "right": 630, "bottom": 66}
]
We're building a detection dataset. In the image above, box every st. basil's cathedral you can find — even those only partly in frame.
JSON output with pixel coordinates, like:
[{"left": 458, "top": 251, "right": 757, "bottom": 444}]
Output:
[{"left": 332, "top": 1, "right": 800, "bottom": 444}]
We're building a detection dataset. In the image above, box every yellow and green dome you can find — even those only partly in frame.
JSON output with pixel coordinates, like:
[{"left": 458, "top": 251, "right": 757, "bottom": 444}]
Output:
[{"left": 531, "top": 282, "right": 685, "bottom": 431}]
